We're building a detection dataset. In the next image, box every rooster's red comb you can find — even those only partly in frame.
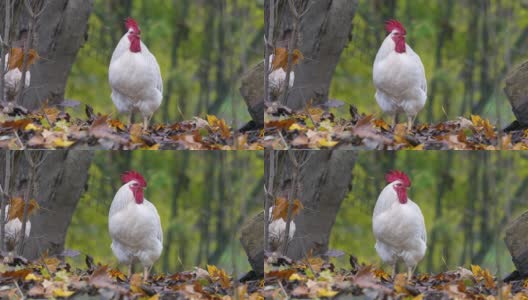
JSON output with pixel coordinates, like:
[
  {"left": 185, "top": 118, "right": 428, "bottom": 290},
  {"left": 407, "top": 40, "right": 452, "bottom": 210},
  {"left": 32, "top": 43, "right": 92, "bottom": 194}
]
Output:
[
  {"left": 121, "top": 170, "right": 147, "bottom": 187},
  {"left": 385, "top": 19, "right": 406, "bottom": 35},
  {"left": 385, "top": 170, "right": 411, "bottom": 187},
  {"left": 125, "top": 17, "right": 140, "bottom": 32}
]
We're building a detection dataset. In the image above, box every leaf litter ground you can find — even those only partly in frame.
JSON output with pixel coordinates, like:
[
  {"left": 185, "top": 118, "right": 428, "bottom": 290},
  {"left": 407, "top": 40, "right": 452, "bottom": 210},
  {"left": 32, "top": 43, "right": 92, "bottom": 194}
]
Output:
[
  {"left": 0, "top": 103, "right": 263, "bottom": 150},
  {"left": 264, "top": 103, "right": 528, "bottom": 150},
  {"left": 264, "top": 253, "right": 528, "bottom": 299},
  {"left": 0, "top": 253, "right": 264, "bottom": 299}
]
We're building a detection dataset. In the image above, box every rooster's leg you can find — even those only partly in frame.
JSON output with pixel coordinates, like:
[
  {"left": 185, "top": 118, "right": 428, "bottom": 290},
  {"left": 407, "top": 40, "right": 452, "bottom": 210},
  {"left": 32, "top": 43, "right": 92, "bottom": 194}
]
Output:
[
  {"left": 391, "top": 263, "right": 397, "bottom": 278},
  {"left": 143, "top": 266, "right": 149, "bottom": 281},
  {"left": 407, "top": 116, "right": 413, "bottom": 132},
  {"left": 127, "top": 263, "right": 133, "bottom": 278},
  {"left": 391, "top": 114, "right": 397, "bottom": 128},
  {"left": 127, "top": 113, "right": 133, "bottom": 127},
  {"left": 407, "top": 266, "right": 413, "bottom": 280},
  {"left": 143, "top": 116, "right": 150, "bottom": 131}
]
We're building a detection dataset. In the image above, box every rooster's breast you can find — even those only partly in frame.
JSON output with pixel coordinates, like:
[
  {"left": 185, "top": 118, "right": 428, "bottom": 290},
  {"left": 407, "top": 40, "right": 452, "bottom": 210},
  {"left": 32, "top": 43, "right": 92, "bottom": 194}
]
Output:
[
  {"left": 109, "top": 52, "right": 159, "bottom": 101},
  {"left": 373, "top": 52, "right": 426, "bottom": 99},
  {"left": 373, "top": 203, "right": 425, "bottom": 249}
]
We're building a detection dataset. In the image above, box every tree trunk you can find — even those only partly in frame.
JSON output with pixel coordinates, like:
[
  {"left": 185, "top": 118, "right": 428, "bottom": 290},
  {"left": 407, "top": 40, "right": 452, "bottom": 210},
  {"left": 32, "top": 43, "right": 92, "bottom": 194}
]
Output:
[
  {"left": 0, "top": 0, "right": 94, "bottom": 109},
  {"left": 0, "top": 151, "right": 93, "bottom": 259},
  {"left": 268, "top": 150, "right": 357, "bottom": 260},
  {"left": 239, "top": 211, "right": 264, "bottom": 275},
  {"left": 271, "top": 0, "right": 359, "bottom": 109},
  {"left": 505, "top": 211, "right": 528, "bottom": 276},
  {"left": 504, "top": 61, "right": 528, "bottom": 127}
]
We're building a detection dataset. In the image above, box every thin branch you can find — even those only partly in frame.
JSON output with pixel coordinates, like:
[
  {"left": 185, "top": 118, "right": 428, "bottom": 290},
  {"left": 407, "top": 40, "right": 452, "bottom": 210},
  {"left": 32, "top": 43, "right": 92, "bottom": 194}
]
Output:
[
  {"left": 264, "top": 150, "right": 275, "bottom": 252},
  {"left": 264, "top": 0, "right": 275, "bottom": 105},
  {"left": 17, "top": 152, "right": 46, "bottom": 254},
  {"left": 282, "top": 150, "right": 299, "bottom": 254},
  {"left": 280, "top": 0, "right": 312, "bottom": 106},
  {"left": 0, "top": 152, "right": 12, "bottom": 252},
  {"left": 0, "top": 0, "right": 12, "bottom": 102}
]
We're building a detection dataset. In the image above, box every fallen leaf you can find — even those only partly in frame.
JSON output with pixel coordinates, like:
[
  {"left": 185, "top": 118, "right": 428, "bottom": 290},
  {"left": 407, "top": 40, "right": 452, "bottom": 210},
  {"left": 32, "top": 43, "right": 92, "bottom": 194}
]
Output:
[
  {"left": 8, "top": 197, "right": 39, "bottom": 221},
  {"left": 207, "top": 265, "right": 231, "bottom": 289},
  {"left": 8, "top": 48, "right": 38, "bottom": 70},
  {"left": 272, "top": 48, "right": 304, "bottom": 71},
  {"left": 316, "top": 287, "right": 338, "bottom": 298},
  {"left": 52, "top": 288, "right": 75, "bottom": 298},
  {"left": 272, "top": 197, "right": 304, "bottom": 221}
]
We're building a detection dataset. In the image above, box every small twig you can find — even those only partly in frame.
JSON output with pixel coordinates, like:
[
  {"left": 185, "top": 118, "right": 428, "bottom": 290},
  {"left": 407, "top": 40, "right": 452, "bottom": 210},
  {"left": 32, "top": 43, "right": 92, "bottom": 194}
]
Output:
[
  {"left": 277, "top": 280, "right": 289, "bottom": 298},
  {"left": 14, "top": 280, "right": 24, "bottom": 299},
  {"left": 278, "top": 131, "right": 289, "bottom": 150},
  {"left": 0, "top": 152, "right": 12, "bottom": 252},
  {"left": 282, "top": 150, "right": 300, "bottom": 254},
  {"left": 14, "top": 131, "right": 25, "bottom": 150},
  {"left": 264, "top": 150, "right": 276, "bottom": 252}
]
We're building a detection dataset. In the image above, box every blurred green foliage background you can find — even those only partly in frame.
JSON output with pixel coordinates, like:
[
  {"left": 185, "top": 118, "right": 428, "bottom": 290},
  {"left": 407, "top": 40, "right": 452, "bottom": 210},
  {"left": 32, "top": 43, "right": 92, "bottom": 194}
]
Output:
[
  {"left": 65, "top": 151, "right": 263, "bottom": 275},
  {"left": 330, "top": 151, "right": 528, "bottom": 277},
  {"left": 330, "top": 1, "right": 528, "bottom": 127},
  {"left": 65, "top": 0, "right": 263, "bottom": 127}
]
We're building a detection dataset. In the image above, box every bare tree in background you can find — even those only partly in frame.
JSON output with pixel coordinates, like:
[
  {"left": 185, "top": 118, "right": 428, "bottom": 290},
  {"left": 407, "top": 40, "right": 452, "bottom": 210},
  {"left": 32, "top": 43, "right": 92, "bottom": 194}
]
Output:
[
  {"left": 0, "top": 151, "right": 93, "bottom": 259},
  {"left": 268, "top": 0, "right": 359, "bottom": 109},
  {"left": 267, "top": 150, "right": 357, "bottom": 260},
  {"left": 0, "top": 0, "right": 94, "bottom": 109}
]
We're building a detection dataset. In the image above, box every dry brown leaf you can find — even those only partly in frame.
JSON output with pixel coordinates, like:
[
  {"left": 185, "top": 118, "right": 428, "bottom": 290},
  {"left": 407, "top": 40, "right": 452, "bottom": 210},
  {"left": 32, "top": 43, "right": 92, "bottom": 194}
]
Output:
[
  {"left": 207, "top": 265, "right": 231, "bottom": 289},
  {"left": 265, "top": 269, "right": 296, "bottom": 280},
  {"left": 206, "top": 115, "right": 231, "bottom": 139},
  {"left": 8, "top": 197, "right": 39, "bottom": 221},
  {"left": 8, "top": 48, "right": 38, "bottom": 71},
  {"left": 272, "top": 197, "right": 304, "bottom": 221},
  {"left": 272, "top": 48, "right": 304, "bottom": 71}
]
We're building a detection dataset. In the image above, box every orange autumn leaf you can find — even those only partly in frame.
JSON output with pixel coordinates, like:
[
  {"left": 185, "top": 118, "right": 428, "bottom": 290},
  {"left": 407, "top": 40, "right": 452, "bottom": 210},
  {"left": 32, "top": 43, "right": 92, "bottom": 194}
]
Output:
[
  {"left": 206, "top": 115, "right": 231, "bottom": 139},
  {"left": 266, "top": 119, "right": 296, "bottom": 130},
  {"left": 470, "top": 115, "right": 495, "bottom": 139},
  {"left": 8, "top": 48, "right": 39, "bottom": 71},
  {"left": 108, "top": 119, "right": 126, "bottom": 131},
  {"left": 206, "top": 265, "right": 231, "bottom": 289},
  {"left": 8, "top": 197, "right": 39, "bottom": 221},
  {"left": 272, "top": 48, "right": 304, "bottom": 71},
  {"left": 471, "top": 265, "right": 495, "bottom": 289},
  {"left": 272, "top": 197, "right": 304, "bottom": 221},
  {"left": 129, "top": 123, "right": 144, "bottom": 144},
  {"left": 372, "top": 118, "right": 391, "bottom": 131},
  {"left": 265, "top": 269, "right": 296, "bottom": 280},
  {"left": 1, "top": 119, "right": 33, "bottom": 130}
]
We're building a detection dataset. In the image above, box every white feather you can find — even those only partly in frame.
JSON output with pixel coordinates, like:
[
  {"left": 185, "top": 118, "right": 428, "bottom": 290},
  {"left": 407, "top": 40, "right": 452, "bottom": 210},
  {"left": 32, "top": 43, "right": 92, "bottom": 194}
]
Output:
[
  {"left": 268, "top": 207, "right": 296, "bottom": 251},
  {"left": 109, "top": 32, "right": 163, "bottom": 119},
  {"left": 372, "top": 181, "right": 426, "bottom": 270},
  {"left": 109, "top": 181, "right": 163, "bottom": 268},
  {"left": 373, "top": 32, "right": 427, "bottom": 119}
]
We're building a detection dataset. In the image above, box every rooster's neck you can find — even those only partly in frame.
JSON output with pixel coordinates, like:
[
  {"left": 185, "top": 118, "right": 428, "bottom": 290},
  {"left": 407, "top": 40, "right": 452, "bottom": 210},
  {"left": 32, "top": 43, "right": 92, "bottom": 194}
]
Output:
[{"left": 128, "top": 35, "right": 141, "bottom": 53}]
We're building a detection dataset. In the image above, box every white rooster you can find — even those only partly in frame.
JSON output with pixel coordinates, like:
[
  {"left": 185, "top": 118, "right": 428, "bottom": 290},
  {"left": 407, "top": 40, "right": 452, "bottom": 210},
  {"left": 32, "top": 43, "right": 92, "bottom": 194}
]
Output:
[
  {"left": 109, "top": 18, "right": 163, "bottom": 130},
  {"left": 3, "top": 198, "right": 38, "bottom": 252},
  {"left": 3, "top": 53, "right": 31, "bottom": 102},
  {"left": 268, "top": 49, "right": 303, "bottom": 102},
  {"left": 268, "top": 206, "right": 296, "bottom": 252},
  {"left": 108, "top": 171, "right": 163, "bottom": 280},
  {"left": 373, "top": 20, "right": 427, "bottom": 131},
  {"left": 372, "top": 170, "right": 426, "bottom": 279}
]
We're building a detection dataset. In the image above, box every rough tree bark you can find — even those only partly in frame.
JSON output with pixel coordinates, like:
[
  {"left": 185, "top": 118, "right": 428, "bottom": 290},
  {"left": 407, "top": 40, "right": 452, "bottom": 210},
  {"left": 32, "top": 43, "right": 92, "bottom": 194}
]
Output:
[
  {"left": 239, "top": 211, "right": 264, "bottom": 275},
  {"left": 269, "top": 150, "right": 357, "bottom": 260},
  {"left": 270, "top": 0, "right": 359, "bottom": 109},
  {"left": 0, "top": 0, "right": 94, "bottom": 109},
  {"left": 505, "top": 211, "right": 528, "bottom": 276},
  {"left": 504, "top": 61, "right": 528, "bottom": 127},
  {"left": 0, "top": 151, "right": 93, "bottom": 259}
]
